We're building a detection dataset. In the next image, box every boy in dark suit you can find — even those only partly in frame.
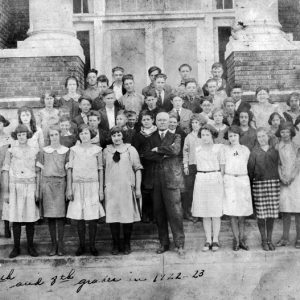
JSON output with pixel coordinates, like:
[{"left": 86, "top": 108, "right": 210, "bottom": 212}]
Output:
[
  {"left": 98, "top": 89, "right": 121, "bottom": 132},
  {"left": 144, "top": 112, "right": 185, "bottom": 256},
  {"left": 154, "top": 74, "right": 173, "bottom": 112},
  {"left": 73, "top": 96, "right": 92, "bottom": 127}
]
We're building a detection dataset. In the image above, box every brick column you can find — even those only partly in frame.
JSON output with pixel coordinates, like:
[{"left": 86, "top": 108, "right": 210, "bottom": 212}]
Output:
[
  {"left": 0, "top": 0, "right": 85, "bottom": 106},
  {"left": 225, "top": 0, "right": 300, "bottom": 100}
]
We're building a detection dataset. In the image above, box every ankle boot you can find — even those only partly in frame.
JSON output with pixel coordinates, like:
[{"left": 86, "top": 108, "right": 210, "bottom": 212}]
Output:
[{"left": 9, "top": 223, "right": 21, "bottom": 258}]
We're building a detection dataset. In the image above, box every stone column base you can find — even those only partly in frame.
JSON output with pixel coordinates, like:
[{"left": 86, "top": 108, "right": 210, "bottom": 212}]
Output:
[
  {"left": 226, "top": 50, "right": 300, "bottom": 101},
  {"left": 0, "top": 56, "right": 84, "bottom": 100}
]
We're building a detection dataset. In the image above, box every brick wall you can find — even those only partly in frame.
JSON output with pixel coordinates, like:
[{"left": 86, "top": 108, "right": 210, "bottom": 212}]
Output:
[
  {"left": 226, "top": 50, "right": 300, "bottom": 99},
  {"left": 279, "top": 0, "right": 300, "bottom": 41},
  {"left": 0, "top": 0, "right": 11, "bottom": 48},
  {"left": 0, "top": 56, "right": 84, "bottom": 105}
]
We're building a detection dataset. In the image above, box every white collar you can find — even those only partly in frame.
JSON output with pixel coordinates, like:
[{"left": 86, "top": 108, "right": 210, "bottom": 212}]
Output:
[
  {"left": 43, "top": 145, "right": 69, "bottom": 154},
  {"left": 169, "top": 129, "right": 176, "bottom": 134},
  {"left": 159, "top": 129, "right": 168, "bottom": 134}
]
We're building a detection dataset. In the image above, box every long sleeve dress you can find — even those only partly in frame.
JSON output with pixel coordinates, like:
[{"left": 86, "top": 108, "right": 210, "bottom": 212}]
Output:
[{"left": 248, "top": 145, "right": 280, "bottom": 219}]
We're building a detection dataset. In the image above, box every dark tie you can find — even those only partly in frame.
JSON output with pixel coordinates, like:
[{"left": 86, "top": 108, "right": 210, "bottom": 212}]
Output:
[
  {"left": 157, "top": 91, "right": 162, "bottom": 107},
  {"left": 160, "top": 132, "right": 165, "bottom": 140}
]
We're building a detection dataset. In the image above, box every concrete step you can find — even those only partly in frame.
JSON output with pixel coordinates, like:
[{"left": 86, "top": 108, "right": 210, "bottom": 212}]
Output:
[{"left": 0, "top": 219, "right": 298, "bottom": 258}]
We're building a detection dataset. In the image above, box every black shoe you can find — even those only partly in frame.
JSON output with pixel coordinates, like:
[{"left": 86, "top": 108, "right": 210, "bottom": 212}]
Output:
[
  {"left": 268, "top": 241, "right": 276, "bottom": 251},
  {"left": 261, "top": 240, "right": 269, "bottom": 251},
  {"left": 233, "top": 239, "right": 239, "bottom": 251},
  {"left": 75, "top": 246, "right": 85, "bottom": 256},
  {"left": 9, "top": 247, "right": 20, "bottom": 258},
  {"left": 48, "top": 244, "right": 57, "bottom": 256},
  {"left": 28, "top": 246, "right": 39, "bottom": 257},
  {"left": 111, "top": 244, "right": 119, "bottom": 255},
  {"left": 239, "top": 240, "right": 249, "bottom": 251},
  {"left": 156, "top": 245, "right": 169, "bottom": 254},
  {"left": 124, "top": 244, "right": 131, "bottom": 255},
  {"left": 90, "top": 247, "right": 99, "bottom": 256},
  {"left": 57, "top": 243, "right": 66, "bottom": 256}
]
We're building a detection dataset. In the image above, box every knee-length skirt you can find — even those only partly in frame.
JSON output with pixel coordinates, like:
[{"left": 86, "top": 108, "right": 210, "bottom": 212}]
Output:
[
  {"left": 191, "top": 172, "right": 223, "bottom": 217},
  {"left": 280, "top": 172, "right": 300, "bottom": 213},
  {"left": 42, "top": 176, "right": 66, "bottom": 218},
  {"left": 66, "top": 181, "right": 105, "bottom": 220},
  {"left": 223, "top": 174, "right": 253, "bottom": 216},
  {"left": 252, "top": 179, "right": 280, "bottom": 219},
  {"left": 6, "top": 182, "right": 40, "bottom": 222}
]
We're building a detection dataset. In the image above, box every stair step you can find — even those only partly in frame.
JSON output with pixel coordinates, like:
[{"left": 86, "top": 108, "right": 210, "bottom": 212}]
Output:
[{"left": 0, "top": 219, "right": 298, "bottom": 259}]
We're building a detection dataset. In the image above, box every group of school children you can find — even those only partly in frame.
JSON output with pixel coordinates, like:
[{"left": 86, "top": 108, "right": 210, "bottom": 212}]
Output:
[{"left": 1, "top": 61, "right": 300, "bottom": 259}]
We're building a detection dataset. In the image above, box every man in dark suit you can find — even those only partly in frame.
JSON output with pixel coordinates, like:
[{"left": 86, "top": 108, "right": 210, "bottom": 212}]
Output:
[
  {"left": 144, "top": 112, "right": 185, "bottom": 256},
  {"left": 154, "top": 74, "right": 173, "bottom": 112},
  {"left": 98, "top": 89, "right": 121, "bottom": 132}
]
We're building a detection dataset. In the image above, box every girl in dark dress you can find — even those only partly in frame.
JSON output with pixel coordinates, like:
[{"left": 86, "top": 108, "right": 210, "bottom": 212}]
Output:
[{"left": 248, "top": 127, "right": 280, "bottom": 251}]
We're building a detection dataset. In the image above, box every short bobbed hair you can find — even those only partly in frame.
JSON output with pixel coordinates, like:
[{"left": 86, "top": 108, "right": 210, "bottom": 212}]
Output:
[
  {"left": 11, "top": 124, "right": 33, "bottom": 140},
  {"left": 275, "top": 121, "right": 296, "bottom": 138},
  {"left": 224, "top": 125, "right": 242, "bottom": 140},
  {"left": 77, "top": 124, "right": 97, "bottom": 141},
  {"left": 199, "top": 124, "right": 219, "bottom": 139}
]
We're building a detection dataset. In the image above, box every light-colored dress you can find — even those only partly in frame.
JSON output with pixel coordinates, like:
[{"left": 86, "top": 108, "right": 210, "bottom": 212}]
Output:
[
  {"left": 37, "top": 145, "right": 69, "bottom": 218},
  {"left": 28, "top": 126, "right": 44, "bottom": 150},
  {"left": 66, "top": 144, "right": 105, "bottom": 220},
  {"left": 278, "top": 142, "right": 300, "bottom": 212},
  {"left": 36, "top": 108, "right": 60, "bottom": 146},
  {"left": 191, "top": 144, "right": 224, "bottom": 217},
  {"left": 0, "top": 134, "right": 12, "bottom": 221},
  {"left": 2, "top": 145, "right": 40, "bottom": 222},
  {"left": 103, "top": 144, "right": 143, "bottom": 223},
  {"left": 223, "top": 144, "right": 253, "bottom": 216}
]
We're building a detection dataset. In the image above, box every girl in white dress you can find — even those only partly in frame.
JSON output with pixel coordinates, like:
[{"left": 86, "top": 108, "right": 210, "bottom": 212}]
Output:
[
  {"left": 223, "top": 125, "right": 253, "bottom": 251},
  {"left": 66, "top": 124, "right": 105, "bottom": 256},
  {"left": 192, "top": 124, "right": 224, "bottom": 252},
  {"left": 2, "top": 125, "right": 40, "bottom": 258}
]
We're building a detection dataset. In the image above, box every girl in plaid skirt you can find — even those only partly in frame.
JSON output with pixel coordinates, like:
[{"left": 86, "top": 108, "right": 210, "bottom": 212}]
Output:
[{"left": 248, "top": 127, "right": 280, "bottom": 251}]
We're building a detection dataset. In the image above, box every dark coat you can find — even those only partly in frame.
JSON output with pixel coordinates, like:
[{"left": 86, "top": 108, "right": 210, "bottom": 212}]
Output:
[
  {"left": 98, "top": 105, "right": 120, "bottom": 132},
  {"left": 73, "top": 114, "right": 86, "bottom": 127},
  {"left": 143, "top": 131, "right": 184, "bottom": 189}
]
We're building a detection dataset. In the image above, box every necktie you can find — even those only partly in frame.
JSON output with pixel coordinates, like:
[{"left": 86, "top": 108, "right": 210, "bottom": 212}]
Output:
[
  {"left": 157, "top": 91, "right": 162, "bottom": 106},
  {"left": 160, "top": 132, "right": 165, "bottom": 140}
]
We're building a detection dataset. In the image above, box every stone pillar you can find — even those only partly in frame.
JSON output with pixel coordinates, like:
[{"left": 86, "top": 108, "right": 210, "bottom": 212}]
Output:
[
  {"left": 0, "top": 0, "right": 85, "bottom": 105},
  {"left": 225, "top": 0, "right": 300, "bottom": 100}
]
